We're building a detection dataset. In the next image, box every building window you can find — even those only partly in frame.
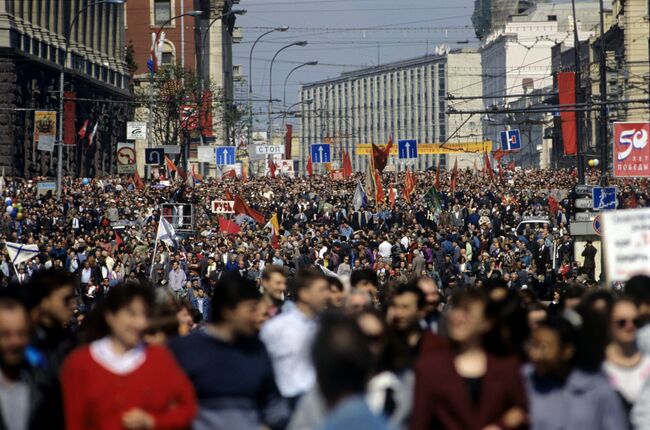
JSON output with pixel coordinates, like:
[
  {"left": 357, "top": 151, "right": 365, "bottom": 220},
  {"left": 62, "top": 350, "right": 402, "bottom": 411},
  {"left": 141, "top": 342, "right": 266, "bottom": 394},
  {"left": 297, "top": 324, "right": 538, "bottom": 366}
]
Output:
[
  {"left": 154, "top": 0, "right": 171, "bottom": 25},
  {"left": 160, "top": 41, "right": 176, "bottom": 66},
  {"left": 547, "top": 15, "right": 557, "bottom": 21}
]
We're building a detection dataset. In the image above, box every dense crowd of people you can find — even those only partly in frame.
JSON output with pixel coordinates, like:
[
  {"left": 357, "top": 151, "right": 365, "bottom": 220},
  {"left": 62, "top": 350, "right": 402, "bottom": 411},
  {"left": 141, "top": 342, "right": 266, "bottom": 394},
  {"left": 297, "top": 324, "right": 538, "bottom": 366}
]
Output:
[{"left": 0, "top": 167, "right": 648, "bottom": 429}]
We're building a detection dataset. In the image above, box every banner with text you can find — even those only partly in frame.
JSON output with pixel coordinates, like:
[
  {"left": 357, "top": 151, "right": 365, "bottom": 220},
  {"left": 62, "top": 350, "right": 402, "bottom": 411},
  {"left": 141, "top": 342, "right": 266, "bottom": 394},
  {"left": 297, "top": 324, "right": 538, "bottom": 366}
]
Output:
[
  {"left": 613, "top": 122, "right": 650, "bottom": 178},
  {"left": 355, "top": 141, "right": 491, "bottom": 156},
  {"left": 602, "top": 208, "right": 650, "bottom": 282}
]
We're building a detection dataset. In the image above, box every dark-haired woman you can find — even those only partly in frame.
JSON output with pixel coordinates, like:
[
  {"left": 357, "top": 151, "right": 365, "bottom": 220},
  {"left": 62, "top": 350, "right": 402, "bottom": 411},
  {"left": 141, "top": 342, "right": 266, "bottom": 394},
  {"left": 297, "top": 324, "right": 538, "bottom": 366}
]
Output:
[
  {"left": 411, "top": 289, "right": 527, "bottom": 430},
  {"left": 525, "top": 316, "right": 628, "bottom": 429},
  {"left": 61, "top": 283, "right": 197, "bottom": 430},
  {"left": 604, "top": 298, "right": 650, "bottom": 418}
]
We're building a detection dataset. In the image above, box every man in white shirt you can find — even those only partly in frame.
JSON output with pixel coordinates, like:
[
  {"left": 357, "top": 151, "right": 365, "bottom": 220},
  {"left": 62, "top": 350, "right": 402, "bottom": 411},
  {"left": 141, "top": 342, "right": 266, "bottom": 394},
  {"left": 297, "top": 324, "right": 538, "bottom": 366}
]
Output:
[
  {"left": 378, "top": 237, "right": 392, "bottom": 263},
  {"left": 260, "top": 268, "right": 330, "bottom": 408},
  {"left": 191, "top": 286, "right": 211, "bottom": 322}
]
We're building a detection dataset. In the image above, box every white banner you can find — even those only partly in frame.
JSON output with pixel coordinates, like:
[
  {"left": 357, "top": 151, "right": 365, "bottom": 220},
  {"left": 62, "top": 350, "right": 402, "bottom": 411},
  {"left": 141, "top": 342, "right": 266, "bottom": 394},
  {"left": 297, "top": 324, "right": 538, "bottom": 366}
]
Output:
[
  {"left": 603, "top": 208, "right": 650, "bottom": 282},
  {"left": 126, "top": 122, "right": 147, "bottom": 140},
  {"left": 197, "top": 146, "right": 215, "bottom": 163},
  {"left": 211, "top": 200, "right": 235, "bottom": 214}
]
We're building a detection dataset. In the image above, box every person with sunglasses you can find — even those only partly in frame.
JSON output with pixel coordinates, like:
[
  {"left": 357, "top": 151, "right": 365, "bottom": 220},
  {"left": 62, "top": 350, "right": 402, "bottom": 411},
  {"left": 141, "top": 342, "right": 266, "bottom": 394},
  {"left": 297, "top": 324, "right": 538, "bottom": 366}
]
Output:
[{"left": 604, "top": 297, "right": 650, "bottom": 418}]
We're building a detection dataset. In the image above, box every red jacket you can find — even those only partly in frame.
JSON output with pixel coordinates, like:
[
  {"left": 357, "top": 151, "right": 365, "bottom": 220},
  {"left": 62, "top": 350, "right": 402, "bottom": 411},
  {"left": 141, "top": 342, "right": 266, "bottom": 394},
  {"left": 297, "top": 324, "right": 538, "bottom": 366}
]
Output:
[
  {"left": 411, "top": 346, "right": 528, "bottom": 430},
  {"left": 61, "top": 344, "right": 197, "bottom": 430}
]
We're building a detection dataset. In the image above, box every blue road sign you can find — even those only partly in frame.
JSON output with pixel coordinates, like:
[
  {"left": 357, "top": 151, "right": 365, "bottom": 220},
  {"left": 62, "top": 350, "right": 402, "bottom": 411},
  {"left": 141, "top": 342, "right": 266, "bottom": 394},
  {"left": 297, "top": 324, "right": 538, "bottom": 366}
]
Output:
[
  {"left": 500, "top": 129, "right": 522, "bottom": 151},
  {"left": 311, "top": 144, "right": 331, "bottom": 163},
  {"left": 144, "top": 148, "right": 164, "bottom": 165},
  {"left": 215, "top": 146, "right": 236, "bottom": 166},
  {"left": 398, "top": 139, "right": 418, "bottom": 159},
  {"left": 592, "top": 186, "right": 617, "bottom": 211}
]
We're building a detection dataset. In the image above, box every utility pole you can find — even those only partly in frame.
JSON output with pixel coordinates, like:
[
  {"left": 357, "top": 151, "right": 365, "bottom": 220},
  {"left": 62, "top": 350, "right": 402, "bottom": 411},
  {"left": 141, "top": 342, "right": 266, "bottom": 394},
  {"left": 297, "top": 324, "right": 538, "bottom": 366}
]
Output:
[
  {"left": 598, "top": 0, "right": 608, "bottom": 186},
  {"left": 571, "top": 0, "right": 586, "bottom": 184}
]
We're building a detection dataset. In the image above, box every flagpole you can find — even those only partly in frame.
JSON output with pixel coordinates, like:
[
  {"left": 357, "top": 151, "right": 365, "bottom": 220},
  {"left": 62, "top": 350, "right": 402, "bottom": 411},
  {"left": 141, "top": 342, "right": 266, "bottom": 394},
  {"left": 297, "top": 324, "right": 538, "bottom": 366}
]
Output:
[{"left": 149, "top": 223, "right": 160, "bottom": 278}]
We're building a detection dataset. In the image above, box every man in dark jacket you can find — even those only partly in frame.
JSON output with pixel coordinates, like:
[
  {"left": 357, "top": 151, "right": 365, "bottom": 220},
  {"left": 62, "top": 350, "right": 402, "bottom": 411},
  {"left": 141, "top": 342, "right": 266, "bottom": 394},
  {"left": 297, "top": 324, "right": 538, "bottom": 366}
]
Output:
[
  {"left": 0, "top": 295, "right": 61, "bottom": 430},
  {"left": 581, "top": 241, "right": 597, "bottom": 280}
]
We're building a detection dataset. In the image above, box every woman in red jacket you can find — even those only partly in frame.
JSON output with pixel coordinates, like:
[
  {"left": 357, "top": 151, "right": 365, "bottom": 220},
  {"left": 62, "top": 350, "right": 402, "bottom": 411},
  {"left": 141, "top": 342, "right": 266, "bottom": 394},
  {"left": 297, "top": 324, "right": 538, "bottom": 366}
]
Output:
[
  {"left": 411, "top": 288, "right": 528, "bottom": 430},
  {"left": 61, "top": 282, "right": 197, "bottom": 430}
]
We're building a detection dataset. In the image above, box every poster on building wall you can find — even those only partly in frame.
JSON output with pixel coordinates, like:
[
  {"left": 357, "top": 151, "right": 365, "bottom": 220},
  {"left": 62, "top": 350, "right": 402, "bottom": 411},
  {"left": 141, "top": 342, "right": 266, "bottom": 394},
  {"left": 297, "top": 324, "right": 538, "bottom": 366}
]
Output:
[
  {"left": 116, "top": 142, "right": 137, "bottom": 174},
  {"left": 613, "top": 122, "right": 650, "bottom": 178},
  {"left": 34, "top": 111, "right": 57, "bottom": 152}
]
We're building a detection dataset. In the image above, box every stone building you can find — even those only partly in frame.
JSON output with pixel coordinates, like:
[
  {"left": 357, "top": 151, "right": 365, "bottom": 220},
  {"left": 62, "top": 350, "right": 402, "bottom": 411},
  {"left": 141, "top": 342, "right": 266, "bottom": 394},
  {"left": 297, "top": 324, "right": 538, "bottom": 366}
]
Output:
[
  {"left": 300, "top": 49, "right": 484, "bottom": 173},
  {"left": 0, "top": 0, "right": 132, "bottom": 177}
]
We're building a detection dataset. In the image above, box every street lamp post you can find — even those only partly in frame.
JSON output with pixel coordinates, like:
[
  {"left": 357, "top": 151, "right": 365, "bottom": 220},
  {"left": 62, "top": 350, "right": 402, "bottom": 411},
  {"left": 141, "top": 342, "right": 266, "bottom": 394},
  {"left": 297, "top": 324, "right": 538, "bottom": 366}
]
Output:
[
  {"left": 267, "top": 41, "right": 307, "bottom": 145},
  {"left": 200, "top": 9, "right": 247, "bottom": 86},
  {"left": 248, "top": 26, "right": 288, "bottom": 148},
  {"left": 283, "top": 61, "right": 318, "bottom": 108},
  {"left": 56, "top": 0, "right": 125, "bottom": 198}
]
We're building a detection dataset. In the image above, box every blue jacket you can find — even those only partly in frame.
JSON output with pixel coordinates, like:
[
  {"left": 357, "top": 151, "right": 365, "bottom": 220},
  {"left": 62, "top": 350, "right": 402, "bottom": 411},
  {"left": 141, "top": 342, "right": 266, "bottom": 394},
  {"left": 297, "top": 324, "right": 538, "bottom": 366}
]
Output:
[
  {"left": 523, "top": 365, "right": 629, "bottom": 430},
  {"left": 190, "top": 295, "right": 211, "bottom": 322},
  {"left": 169, "top": 330, "right": 289, "bottom": 430}
]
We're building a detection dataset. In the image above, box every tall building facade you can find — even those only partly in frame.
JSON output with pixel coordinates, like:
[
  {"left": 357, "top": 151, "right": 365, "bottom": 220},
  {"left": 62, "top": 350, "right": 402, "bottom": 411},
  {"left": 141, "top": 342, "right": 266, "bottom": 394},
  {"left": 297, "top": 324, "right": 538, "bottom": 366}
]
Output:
[
  {"left": 300, "top": 49, "right": 483, "bottom": 173},
  {"left": 126, "top": 0, "right": 242, "bottom": 177},
  {"left": 0, "top": 0, "right": 131, "bottom": 177},
  {"left": 480, "top": 1, "right": 601, "bottom": 168}
]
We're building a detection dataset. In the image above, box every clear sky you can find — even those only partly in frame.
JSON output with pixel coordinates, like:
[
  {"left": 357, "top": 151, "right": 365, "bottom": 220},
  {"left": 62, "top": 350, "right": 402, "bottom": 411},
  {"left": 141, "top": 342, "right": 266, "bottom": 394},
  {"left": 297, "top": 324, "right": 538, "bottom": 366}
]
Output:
[{"left": 232, "top": 0, "right": 478, "bottom": 130}]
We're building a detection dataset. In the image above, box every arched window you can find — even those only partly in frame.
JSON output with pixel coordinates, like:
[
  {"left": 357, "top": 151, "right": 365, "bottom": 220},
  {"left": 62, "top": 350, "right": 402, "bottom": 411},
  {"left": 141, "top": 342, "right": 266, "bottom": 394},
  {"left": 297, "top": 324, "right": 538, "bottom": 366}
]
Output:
[{"left": 161, "top": 40, "right": 176, "bottom": 66}]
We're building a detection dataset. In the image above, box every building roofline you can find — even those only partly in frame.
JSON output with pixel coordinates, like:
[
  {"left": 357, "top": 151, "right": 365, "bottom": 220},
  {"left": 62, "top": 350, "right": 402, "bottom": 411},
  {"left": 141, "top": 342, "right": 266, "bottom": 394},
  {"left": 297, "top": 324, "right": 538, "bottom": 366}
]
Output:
[{"left": 301, "top": 48, "right": 479, "bottom": 89}]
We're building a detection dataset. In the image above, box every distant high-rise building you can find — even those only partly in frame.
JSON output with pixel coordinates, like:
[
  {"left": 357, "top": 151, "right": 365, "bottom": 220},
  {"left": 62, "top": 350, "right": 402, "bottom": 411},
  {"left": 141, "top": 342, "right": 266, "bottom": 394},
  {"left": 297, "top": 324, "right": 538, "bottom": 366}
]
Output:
[{"left": 472, "top": 0, "right": 537, "bottom": 39}]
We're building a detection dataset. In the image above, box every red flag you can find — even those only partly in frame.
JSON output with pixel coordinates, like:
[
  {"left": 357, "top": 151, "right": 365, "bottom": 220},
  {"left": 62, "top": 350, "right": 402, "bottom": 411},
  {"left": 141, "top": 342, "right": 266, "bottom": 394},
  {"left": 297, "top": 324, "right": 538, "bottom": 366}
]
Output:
[
  {"left": 450, "top": 159, "right": 458, "bottom": 193},
  {"left": 115, "top": 231, "right": 123, "bottom": 247},
  {"left": 548, "top": 196, "right": 559, "bottom": 215},
  {"left": 342, "top": 149, "right": 353, "bottom": 179},
  {"left": 484, "top": 153, "right": 494, "bottom": 181},
  {"left": 306, "top": 156, "right": 313, "bottom": 176},
  {"left": 498, "top": 162, "right": 503, "bottom": 181},
  {"left": 435, "top": 158, "right": 441, "bottom": 190},
  {"left": 493, "top": 149, "right": 506, "bottom": 162},
  {"left": 233, "top": 195, "right": 265, "bottom": 224},
  {"left": 78, "top": 119, "right": 89, "bottom": 139},
  {"left": 218, "top": 216, "right": 242, "bottom": 235},
  {"left": 269, "top": 159, "right": 277, "bottom": 178},
  {"left": 165, "top": 156, "right": 177, "bottom": 173},
  {"left": 199, "top": 90, "right": 214, "bottom": 138},
  {"left": 507, "top": 161, "right": 516, "bottom": 170},
  {"left": 371, "top": 134, "right": 393, "bottom": 173},
  {"left": 134, "top": 171, "right": 145, "bottom": 190},
  {"left": 241, "top": 166, "right": 248, "bottom": 182},
  {"left": 389, "top": 187, "right": 396, "bottom": 208},
  {"left": 558, "top": 72, "right": 578, "bottom": 155}
]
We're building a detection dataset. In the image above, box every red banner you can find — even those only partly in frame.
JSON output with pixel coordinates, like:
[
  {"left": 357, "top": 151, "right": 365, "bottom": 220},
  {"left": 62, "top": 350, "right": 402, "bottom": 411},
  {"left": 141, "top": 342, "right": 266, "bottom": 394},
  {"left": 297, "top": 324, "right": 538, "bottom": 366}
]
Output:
[
  {"left": 557, "top": 72, "right": 577, "bottom": 155},
  {"left": 330, "top": 169, "right": 344, "bottom": 180},
  {"left": 284, "top": 124, "right": 293, "bottom": 160},
  {"left": 63, "top": 91, "right": 76, "bottom": 145},
  {"left": 613, "top": 122, "right": 650, "bottom": 177},
  {"left": 199, "top": 90, "right": 214, "bottom": 138}
]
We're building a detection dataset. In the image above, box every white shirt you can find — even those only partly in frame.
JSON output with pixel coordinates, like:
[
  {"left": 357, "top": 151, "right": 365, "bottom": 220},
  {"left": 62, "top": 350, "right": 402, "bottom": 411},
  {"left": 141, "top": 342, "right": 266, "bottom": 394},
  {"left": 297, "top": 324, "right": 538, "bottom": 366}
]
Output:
[
  {"left": 196, "top": 297, "right": 205, "bottom": 315},
  {"left": 260, "top": 306, "right": 317, "bottom": 398},
  {"left": 378, "top": 241, "right": 392, "bottom": 258},
  {"left": 604, "top": 355, "right": 650, "bottom": 404},
  {"left": 89, "top": 337, "right": 146, "bottom": 375}
]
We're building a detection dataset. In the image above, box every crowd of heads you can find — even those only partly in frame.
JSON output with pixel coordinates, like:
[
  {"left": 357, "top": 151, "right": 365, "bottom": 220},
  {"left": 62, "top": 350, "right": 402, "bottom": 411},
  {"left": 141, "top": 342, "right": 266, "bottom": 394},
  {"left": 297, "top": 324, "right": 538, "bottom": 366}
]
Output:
[{"left": 0, "top": 169, "right": 646, "bottom": 429}]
